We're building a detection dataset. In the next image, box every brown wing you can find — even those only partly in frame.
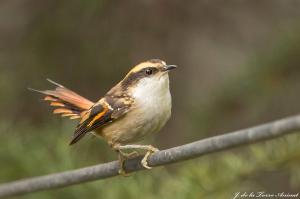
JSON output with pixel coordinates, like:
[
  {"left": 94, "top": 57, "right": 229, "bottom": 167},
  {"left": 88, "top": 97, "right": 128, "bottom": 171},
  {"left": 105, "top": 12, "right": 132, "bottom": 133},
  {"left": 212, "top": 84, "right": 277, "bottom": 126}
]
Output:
[{"left": 69, "top": 95, "right": 133, "bottom": 145}]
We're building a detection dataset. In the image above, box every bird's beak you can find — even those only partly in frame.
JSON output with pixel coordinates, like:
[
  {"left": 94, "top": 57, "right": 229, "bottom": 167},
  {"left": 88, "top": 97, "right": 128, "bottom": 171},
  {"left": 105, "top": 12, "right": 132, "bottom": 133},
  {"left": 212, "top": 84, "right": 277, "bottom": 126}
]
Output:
[{"left": 162, "top": 65, "right": 177, "bottom": 72}]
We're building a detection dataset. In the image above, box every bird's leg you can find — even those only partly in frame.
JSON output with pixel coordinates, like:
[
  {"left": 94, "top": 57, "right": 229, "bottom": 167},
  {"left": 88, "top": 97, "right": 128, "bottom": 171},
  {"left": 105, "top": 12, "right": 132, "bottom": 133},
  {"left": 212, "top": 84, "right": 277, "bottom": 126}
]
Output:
[
  {"left": 118, "top": 144, "right": 159, "bottom": 169},
  {"left": 117, "top": 152, "right": 130, "bottom": 176},
  {"left": 113, "top": 144, "right": 139, "bottom": 176}
]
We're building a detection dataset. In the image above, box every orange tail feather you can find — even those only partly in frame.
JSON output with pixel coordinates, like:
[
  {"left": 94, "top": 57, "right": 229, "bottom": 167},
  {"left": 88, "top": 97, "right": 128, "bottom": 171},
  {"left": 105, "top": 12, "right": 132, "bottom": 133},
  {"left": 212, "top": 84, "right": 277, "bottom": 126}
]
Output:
[{"left": 29, "top": 79, "right": 94, "bottom": 120}]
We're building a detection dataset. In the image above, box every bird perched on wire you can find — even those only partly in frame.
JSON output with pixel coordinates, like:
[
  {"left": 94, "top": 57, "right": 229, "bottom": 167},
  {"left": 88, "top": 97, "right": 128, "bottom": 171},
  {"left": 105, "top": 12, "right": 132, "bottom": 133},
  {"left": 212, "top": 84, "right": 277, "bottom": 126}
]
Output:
[{"left": 30, "top": 59, "right": 177, "bottom": 174}]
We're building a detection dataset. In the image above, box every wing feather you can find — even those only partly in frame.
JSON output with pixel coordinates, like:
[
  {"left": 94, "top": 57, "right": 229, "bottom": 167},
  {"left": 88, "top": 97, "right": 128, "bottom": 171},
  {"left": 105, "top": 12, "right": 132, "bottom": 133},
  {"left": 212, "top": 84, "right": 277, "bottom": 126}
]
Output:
[
  {"left": 69, "top": 94, "right": 133, "bottom": 145},
  {"left": 69, "top": 101, "right": 112, "bottom": 145}
]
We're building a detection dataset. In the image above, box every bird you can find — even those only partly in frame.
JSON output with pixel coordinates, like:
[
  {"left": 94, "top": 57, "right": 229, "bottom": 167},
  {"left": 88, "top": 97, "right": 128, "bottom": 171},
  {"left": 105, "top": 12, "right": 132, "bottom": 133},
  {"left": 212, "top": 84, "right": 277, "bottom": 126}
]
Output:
[{"left": 30, "top": 59, "right": 177, "bottom": 174}]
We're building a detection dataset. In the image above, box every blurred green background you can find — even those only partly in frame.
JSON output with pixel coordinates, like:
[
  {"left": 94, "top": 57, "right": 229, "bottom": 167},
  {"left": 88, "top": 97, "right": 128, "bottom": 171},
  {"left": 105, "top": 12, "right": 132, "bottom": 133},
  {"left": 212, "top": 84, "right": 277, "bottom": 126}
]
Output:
[{"left": 1, "top": 1, "right": 300, "bottom": 198}]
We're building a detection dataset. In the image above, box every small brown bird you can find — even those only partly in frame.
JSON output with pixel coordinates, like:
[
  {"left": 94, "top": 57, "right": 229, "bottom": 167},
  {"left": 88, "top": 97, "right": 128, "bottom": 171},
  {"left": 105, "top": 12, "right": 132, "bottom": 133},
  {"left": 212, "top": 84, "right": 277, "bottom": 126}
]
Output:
[{"left": 30, "top": 59, "right": 176, "bottom": 174}]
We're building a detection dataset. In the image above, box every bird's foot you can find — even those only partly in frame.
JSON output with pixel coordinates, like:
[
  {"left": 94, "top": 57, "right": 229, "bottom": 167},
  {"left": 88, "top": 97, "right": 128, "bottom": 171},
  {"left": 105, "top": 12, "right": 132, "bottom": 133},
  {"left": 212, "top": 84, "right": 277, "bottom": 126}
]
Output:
[
  {"left": 141, "top": 146, "right": 159, "bottom": 169},
  {"left": 118, "top": 144, "right": 159, "bottom": 170},
  {"left": 117, "top": 150, "right": 139, "bottom": 176}
]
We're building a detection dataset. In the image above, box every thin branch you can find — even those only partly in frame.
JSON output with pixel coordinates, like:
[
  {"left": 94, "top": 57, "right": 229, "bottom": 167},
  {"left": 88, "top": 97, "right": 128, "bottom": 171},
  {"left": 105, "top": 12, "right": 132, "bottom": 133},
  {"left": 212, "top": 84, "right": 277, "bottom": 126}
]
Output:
[{"left": 1, "top": 115, "right": 300, "bottom": 198}]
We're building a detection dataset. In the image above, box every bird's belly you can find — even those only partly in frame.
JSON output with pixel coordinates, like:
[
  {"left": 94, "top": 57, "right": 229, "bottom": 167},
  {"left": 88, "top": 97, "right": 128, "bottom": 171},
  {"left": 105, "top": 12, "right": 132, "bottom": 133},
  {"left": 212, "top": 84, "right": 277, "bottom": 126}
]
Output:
[{"left": 98, "top": 93, "right": 171, "bottom": 144}]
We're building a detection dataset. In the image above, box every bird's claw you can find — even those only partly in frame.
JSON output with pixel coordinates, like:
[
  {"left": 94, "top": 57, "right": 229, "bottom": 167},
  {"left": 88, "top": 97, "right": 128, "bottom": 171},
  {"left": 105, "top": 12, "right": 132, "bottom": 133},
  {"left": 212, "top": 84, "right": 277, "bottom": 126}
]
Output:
[
  {"left": 141, "top": 146, "right": 159, "bottom": 169},
  {"left": 114, "top": 144, "right": 159, "bottom": 174},
  {"left": 117, "top": 151, "right": 140, "bottom": 176}
]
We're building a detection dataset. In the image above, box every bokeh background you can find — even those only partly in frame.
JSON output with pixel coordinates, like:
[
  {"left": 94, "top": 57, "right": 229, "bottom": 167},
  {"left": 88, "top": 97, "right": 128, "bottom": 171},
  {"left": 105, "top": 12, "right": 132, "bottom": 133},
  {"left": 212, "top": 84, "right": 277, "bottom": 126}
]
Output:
[{"left": 1, "top": 1, "right": 300, "bottom": 198}]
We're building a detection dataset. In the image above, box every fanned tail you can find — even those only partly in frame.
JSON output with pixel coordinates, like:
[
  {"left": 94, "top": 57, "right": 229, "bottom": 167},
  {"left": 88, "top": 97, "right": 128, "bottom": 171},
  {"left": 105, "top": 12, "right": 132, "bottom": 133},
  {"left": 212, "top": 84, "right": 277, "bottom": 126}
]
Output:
[{"left": 29, "top": 79, "right": 94, "bottom": 120}]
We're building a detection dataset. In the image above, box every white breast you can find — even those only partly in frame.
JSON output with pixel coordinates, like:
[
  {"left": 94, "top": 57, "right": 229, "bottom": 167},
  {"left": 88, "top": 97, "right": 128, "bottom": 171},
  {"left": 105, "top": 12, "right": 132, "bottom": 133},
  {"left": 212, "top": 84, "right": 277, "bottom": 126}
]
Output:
[
  {"left": 132, "top": 73, "right": 172, "bottom": 135},
  {"left": 133, "top": 74, "right": 172, "bottom": 131},
  {"left": 101, "top": 73, "right": 172, "bottom": 144}
]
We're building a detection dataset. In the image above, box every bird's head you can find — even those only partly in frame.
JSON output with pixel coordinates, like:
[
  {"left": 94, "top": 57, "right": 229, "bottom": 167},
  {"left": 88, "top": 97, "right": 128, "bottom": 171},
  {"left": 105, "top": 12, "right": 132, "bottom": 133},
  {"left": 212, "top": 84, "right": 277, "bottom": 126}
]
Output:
[{"left": 120, "top": 59, "right": 177, "bottom": 92}]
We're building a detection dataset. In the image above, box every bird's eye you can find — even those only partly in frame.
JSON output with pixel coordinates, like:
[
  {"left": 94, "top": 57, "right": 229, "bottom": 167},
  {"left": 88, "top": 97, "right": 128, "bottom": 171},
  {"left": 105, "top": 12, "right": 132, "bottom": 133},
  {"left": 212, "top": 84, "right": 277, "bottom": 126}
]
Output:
[{"left": 145, "top": 68, "right": 153, "bottom": 75}]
